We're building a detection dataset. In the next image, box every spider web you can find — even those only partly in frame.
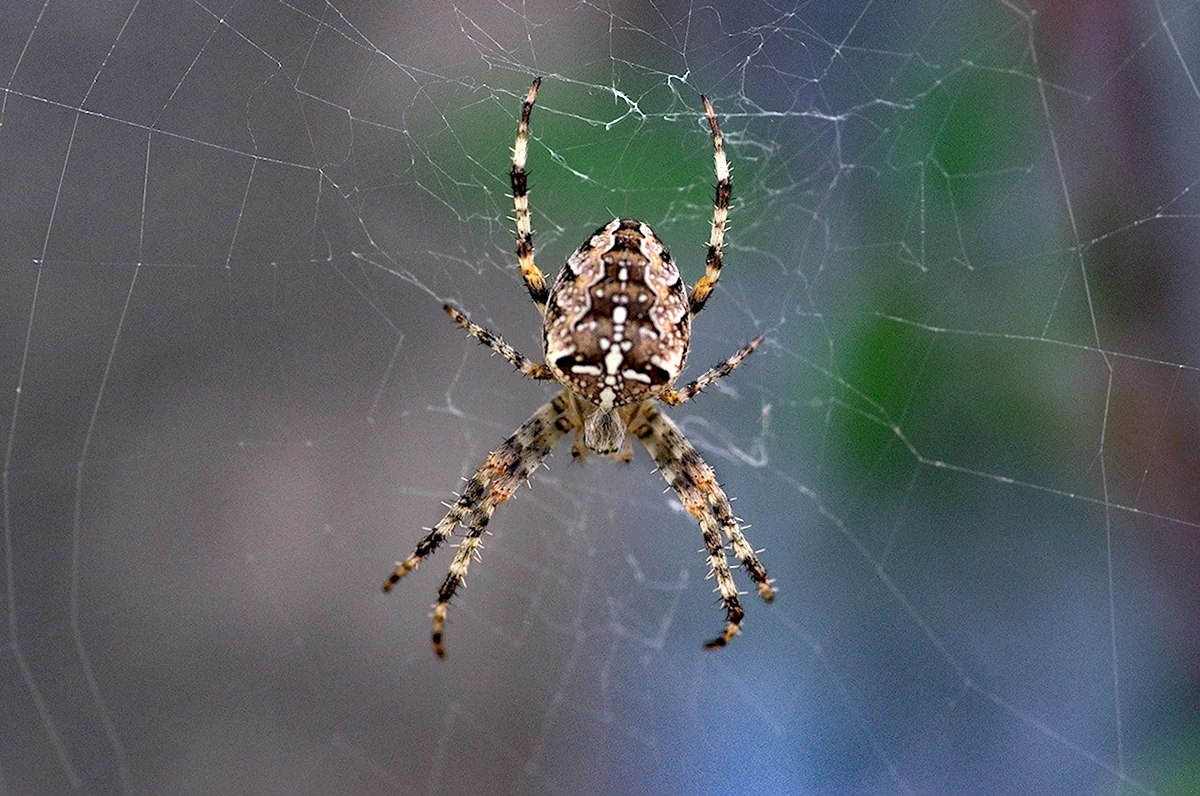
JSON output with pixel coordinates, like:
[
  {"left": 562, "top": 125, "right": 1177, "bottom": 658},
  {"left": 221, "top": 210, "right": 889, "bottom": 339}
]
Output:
[{"left": 2, "top": 0, "right": 1199, "bottom": 792}]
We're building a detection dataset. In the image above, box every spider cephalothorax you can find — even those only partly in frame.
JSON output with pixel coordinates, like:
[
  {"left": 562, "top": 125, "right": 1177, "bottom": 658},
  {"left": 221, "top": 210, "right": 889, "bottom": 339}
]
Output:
[{"left": 384, "top": 78, "right": 773, "bottom": 657}]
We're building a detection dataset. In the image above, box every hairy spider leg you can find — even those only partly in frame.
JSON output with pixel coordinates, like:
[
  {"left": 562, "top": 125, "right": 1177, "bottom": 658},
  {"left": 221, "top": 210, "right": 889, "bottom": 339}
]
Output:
[
  {"left": 689, "top": 96, "right": 732, "bottom": 317},
  {"left": 444, "top": 305, "right": 556, "bottom": 381},
  {"left": 383, "top": 393, "right": 574, "bottom": 658},
  {"left": 659, "top": 334, "right": 764, "bottom": 406},
  {"left": 512, "top": 78, "right": 550, "bottom": 311},
  {"left": 637, "top": 404, "right": 773, "bottom": 599},
  {"left": 382, "top": 473, "right": 490, "bottom": 591},
  {"left": 709, "top": 495, "right": 774, "bottom": 602},
  {"left": 633, "top": 405, "right": 772, "bottom": 647},
  {"left": 430, "top": 393, "right": 574, "bottom": 657},
  {"left": 643, "top": 403, "right": 772, "bottom": 600}
]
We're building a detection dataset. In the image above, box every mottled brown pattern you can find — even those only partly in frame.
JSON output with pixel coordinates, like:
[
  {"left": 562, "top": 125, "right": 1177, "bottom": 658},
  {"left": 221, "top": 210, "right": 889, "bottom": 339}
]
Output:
[{"left": 544, "top": 219, "right": 690, "bottom": 409}]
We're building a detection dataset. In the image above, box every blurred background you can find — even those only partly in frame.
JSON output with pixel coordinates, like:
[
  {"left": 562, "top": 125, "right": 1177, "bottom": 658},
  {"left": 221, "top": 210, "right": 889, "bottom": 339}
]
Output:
[{"left": 1, "top": 0, "right": 1198, "bottom": 793}]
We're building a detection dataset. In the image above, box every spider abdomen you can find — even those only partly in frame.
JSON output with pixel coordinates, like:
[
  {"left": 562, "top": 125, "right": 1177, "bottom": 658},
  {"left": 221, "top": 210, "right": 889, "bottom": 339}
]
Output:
[{"left": 543, "top": 219, "right": 691, "bottom": 410}]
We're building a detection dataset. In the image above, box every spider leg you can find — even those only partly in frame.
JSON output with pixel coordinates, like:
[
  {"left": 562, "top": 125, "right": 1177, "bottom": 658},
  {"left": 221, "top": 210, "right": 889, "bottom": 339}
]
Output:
[
  {"left": 689, "top": 95, "right": 731, "bottom": 318},
  {"left": 381, "top": 465, "right": 491, "bottom": 592},
  {"left": 637, "top": 406, "right": 773, "bottom": 600},
  {"left": 659, "top": 334, "right": 763, "bottom": 406},
  {"left": 633, "top": 405, "right": 772, "bottom": 648},
  {"left": 431, "top": 393, "right": 574, "bottom": 657},
  {"left": 430, "top": 504, "right": 497, "bottom": 659},
  {"left": 570, "top": 433, "right": 589, "bottom": 462},
  {"left": 512, "top": 78, "right": 550, "bottom": 312},
  {"left": 710, "top": 497, "right": 774, "bottom": 602},
  {"left": 382, "top": 393, "right": 570, "bottom": 591},
  {"left": 383, "top": 392, "right": 574, "bottom": 658},
  {"left": 444, "top": 305, "right": 555, "bottom": 381}
]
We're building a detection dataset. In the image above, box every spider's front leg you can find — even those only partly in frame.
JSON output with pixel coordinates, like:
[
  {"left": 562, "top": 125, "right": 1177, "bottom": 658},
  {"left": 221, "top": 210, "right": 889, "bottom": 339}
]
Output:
[
  {"left": 689, "top": 95, "right": 732, "bottom": 318},
  {"left": 511, "top": 78, "right": 550, "bottom": 312},
  {"left": 383, "top": 392, "right": 574, "bottom": 658},
  {"left": 632, "top": 405, "right": 773, "bottom": 648}
]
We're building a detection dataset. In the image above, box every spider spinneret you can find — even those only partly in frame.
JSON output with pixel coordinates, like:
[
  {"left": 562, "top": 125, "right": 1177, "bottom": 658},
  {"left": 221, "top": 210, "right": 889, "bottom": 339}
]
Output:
[{"left": 383, "top": 78, "right": 774, "bottom": 658}]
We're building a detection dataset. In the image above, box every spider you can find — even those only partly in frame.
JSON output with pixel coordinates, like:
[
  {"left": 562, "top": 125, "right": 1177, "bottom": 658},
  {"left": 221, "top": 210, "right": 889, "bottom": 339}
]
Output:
[{"left": 383, "top": 78, "right": 774, "bottom": 657}]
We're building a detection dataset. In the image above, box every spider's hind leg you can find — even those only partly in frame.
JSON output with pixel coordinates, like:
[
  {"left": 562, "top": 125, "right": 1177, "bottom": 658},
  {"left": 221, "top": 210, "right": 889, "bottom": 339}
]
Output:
[
  {"left": 633, "top": 407, "right": 743, "bottom": 647},
  {"left": 632, "top": 404, "right": 773, "bottom": 647},
  {"left": 382, "top": 472, "right": 488, "bottom": 593},
  {"left": 384, "top": 392, "right": 574, "bottom": 658},
  {"left": 570, "top": 433, "right": 589, "bottom": 463},
  {"left": 709, "top": 482, "right": 774, "bottom": 602},
  {"left": 385, "top": 307, "right": 556, "bottom": 593}
]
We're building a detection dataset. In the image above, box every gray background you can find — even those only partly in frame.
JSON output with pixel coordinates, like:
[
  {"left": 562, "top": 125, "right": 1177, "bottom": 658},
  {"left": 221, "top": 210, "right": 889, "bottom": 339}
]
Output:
[{"left": 2, "top": 1, "right": 1198, "bottom": 793}]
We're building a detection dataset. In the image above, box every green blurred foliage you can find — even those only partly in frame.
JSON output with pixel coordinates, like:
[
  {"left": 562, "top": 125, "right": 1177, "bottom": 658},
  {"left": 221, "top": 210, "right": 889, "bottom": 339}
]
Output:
[
  {"left": 928, "top": 72, "right": 1037, "bottom": 210},
  {"left": 833, "top": 64, "right": 1089, "bottom": 493},
  {"left": 408, "top": 80, "right": 718, "bottom": 257}
]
